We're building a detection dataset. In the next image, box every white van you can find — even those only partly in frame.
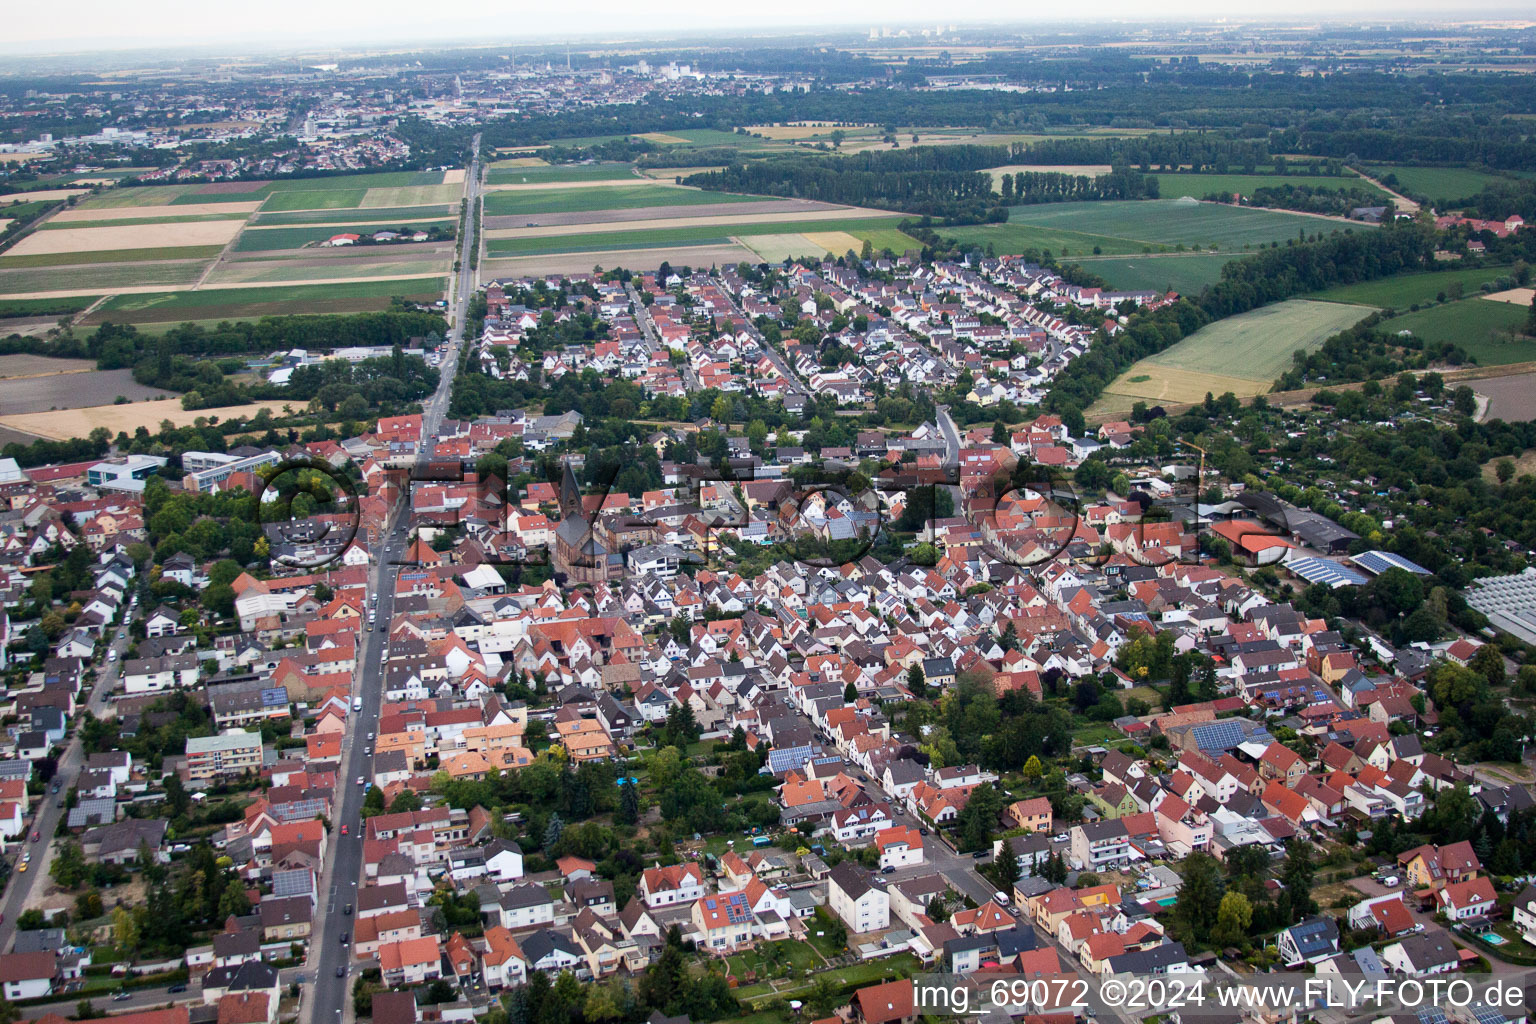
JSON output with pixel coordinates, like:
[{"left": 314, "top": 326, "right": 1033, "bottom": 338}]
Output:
[
  {"left": 994, "top": 891, "right": 1011, "bottom": 906},
  {"left": 352, "top": 698, "right": 363, "bottom": 712}
]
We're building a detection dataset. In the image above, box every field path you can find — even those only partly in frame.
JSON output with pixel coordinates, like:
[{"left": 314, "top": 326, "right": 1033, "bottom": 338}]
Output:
[
  {"left": 1349, "top": 169, "right": 1422, "bottom": 214},
  {"left": 71, "top": 295, "right": 111, "bottom": 326},
  {"left": 193, "top": 214, "right": 250, "bottom": 291}
]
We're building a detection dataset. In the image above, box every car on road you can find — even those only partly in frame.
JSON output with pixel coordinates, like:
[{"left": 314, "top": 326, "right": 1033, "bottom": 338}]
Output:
[
  {"left": 30, "top": 830, "right": 39, "bottom": 842},
  {"left": 340, "top": 932, "right": 349, "bottom": 945},
  {"left": 880, "top": 866, "right": 895, "bottom": 874},
  {"left": 336, "top": 965, "right": 346, "bottom": 978},
  {"left": 356, "top": 776, "right": 365, "bottom": 786},
  {"left": 22, "top": 851, "right": 31, "bottom": 862},
  {"left": 118, "top": 632, "right": 125, "bottom": 640},
  {"left": 367, "top": 732, "right": 374, "bottom": 741},
  {"left": 50, "top": 781, "right": 60, "bottom": 794},
  {"left": 112, "top": 991, "right": 132, "bottom": 1002},
  {"left": 340, "top": 825, "right": 348, "bottom": 836},
  {"left": 18, "top": 861, "right": 27, "bottom": 872},
  {"left": 168, "top": 985, "right": 187, "bottom": 994},
  {"left": 344, "top": 903, "right": 352, "bottom": 915}
]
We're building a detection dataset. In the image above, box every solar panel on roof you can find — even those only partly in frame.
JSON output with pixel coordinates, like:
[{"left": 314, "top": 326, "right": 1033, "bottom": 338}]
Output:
[
  {"left": 1352, "top": 550, "right": 1431, "bottom": 576},
  {"left": 1416, "top": 1010, "right": 1449, "bottom": 1024},
  {"left": 1193, "top": 719, "right": 1244, "bottom": 751},
  {"left": 1286, "top": 556, "right": 1369, "bottom": 589}
]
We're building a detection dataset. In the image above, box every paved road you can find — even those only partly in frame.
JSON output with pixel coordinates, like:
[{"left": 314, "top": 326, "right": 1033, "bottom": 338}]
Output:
[
  {"left": 302, "top": 139, "right": 477, "bottom": 1024},
  {"left": 936, "top": 404, "right": 961, "bottom": 470},
  {"left": 0, "top": 624, "right": 133, "bottom": 950}
]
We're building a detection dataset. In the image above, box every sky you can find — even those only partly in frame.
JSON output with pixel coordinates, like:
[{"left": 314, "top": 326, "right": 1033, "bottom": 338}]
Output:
[{"left": 2, "top": 1, "right": 1531, "bottom": 54}]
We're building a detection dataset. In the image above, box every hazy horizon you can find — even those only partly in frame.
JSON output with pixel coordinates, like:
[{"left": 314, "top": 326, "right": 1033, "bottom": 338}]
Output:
[{"left": 2, "top": 3, "right": 1534, "bottom": 59}]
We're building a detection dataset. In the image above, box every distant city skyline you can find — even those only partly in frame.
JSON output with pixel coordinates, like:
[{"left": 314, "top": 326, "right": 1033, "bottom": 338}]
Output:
[{"left": 2, "top": 3, "right": 1534, "bottom": 56}]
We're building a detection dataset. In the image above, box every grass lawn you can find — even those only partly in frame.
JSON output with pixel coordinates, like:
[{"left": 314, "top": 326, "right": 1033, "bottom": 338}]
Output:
[
  {"left": 252, "top": 204, "right": 455, "bottom": 225},
  {"left": 1384, "top": 299, "right": 1536, "bottom": 365},
  {"left": 1072, "top": 723, "right": 1122, "bottom": 746},
  {"left": 234, "top": 221, "right": 453, "bottom": 252},
  {"left": 1153, "top": 172, "right": 1387, "bottom": 200},
  {"left": 724, "top": 939, "right": 823, "bottom": 981},
  {"left": 259, "top": 189, "right": 367, "bottom": 212},
  {"left": 486, "top": 162, "right": 637, "bottom": 185},
  {"left": 0, "top": 245, "right": 224, "bottom": 268},
  {"left": 1308, "top": 265, "right": 1519, "bottom": 308},
  {"left": 1073, "top": 252, "right": 1238, "bottom": 295},
  {"left": 736, "top": 954, "right": 919, "bottom": 1005},
  {"left": 483, "top": 184, "right": 773, "bottom": 216}
]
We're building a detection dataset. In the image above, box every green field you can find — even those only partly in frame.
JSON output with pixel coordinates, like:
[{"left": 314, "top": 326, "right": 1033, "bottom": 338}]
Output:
[
  {"left": 483, "top": 184, "right": 773, "bottom": 216},
  {"left": 167, "top": 191, "right": 266, "bottom": 206},
  {"left": 76, "top": 186, "right": 195, "bottom": 209},
  {"left": 87, "top": 277, "right": 445, "bottom": 324},
  {"left": 0, "top": 245, "right": 224, "bottom": 268},
  {"left": 0, "top": 261, "right": 204, "bottom": 294},
  {"left": 0, "top": 295, "right": 100, "bottom": 318},
  {"left": 259, "top": 189, "right": 367, "bottom": 212},
  {"left": 1074, "top": 253, "right": 1239, "bottom": 295},
  {"left": 37, "top": 212, "right": 250, "bottom": 230},
  {"left": 0, "top": 200, "right": 62, "bottom": 219},
  {"left": 1385, "top": 299, "right": 1536, "bottom": 366},
  {"left": 851, "top": 227, "right": 924, "bottom": 254},
  {"left": 939, "top": 222, "right": 1145, "bottom": 258},
  {"left": 486, "top": 162, "right": 637, "bottom": 185},
  {"left": 1154, "top": 172, "right": 1387, "bottom": 200},
  {"left": 1309, "top": 265, "right": 1520, "bottom": 308},
  {"left": 1361, "top": 164, "right": 1528, "bottom": 204},
  {"left": 261, "top": 171, "right": 442, "bottom": 192},
  {"left": 1088, "top": 298, "right": 1376, "bottom": 420},
  {"left": 234, "top": 222, "right": 453, "bottom": 253},
  {"left": 251, "top": 204, "right": 456, "bottom": 226},
  {"left": 485, "top": 216, "right": 899, "bottom": 258},
  {"left": 1007, "top": 199, "right": 1358, "bottom": 249}
]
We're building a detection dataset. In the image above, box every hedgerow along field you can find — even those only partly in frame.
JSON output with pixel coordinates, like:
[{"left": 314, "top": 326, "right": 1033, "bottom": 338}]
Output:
[{"left": 1086, "top": 299, "right": 1376, "bottom": 421}]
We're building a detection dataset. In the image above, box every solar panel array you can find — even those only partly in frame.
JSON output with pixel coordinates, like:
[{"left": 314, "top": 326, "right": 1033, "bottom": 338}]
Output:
[
  {"left": 1352, "top": 550, "right": 1431, "bottom": 576},
  {"left": 1286, "top": 556, "right": 1369, "bottom": 588},
  {"left": 1192, "top": 719, "right": 1245, "bottom": 751},
  {"left": 767, "top": 743, "right": 815, "bottom": 774}
]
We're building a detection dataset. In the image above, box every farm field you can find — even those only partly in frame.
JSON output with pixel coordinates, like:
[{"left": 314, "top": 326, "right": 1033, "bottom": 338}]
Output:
[
  {"left": 0, "top": 246, "right": 225, "bottom": 269},
  {"left": 233, "top": 221, "right": 453, "bottom": 253},
  {"left": 482, "top": 243, "right": 759, "bottom": 278},
  {"left": 82, "top": 277, "right": 445, "bottom": 325},
  {"left": 50, "top": 201, "right": 261, "bottom": 222},
  {"left": 0, "top": 297, "right": 99, "bottom": 319},
  {"left": 486, "top": 162, "right": 637, "bottom": 185},
  {"left": 1486, "top": 288, "right": 1536, "bottom": 306},
  {"left": 940, "top": 222, "right": 1148, "bottom": 258},
  {"left": 1087, "top": 299, "right": 1375, "bottom": 421},
  {"left": 1384, "top": 299, "right": 1536, "bottom": 365},
  {"left": 1473, "top": 374, "right": 1536, "bottom": 423},
  {"left": 1006, "top": 199, "right": 1363, "bottom": 249},
  {"left": 482, "top": 184, "right": 772, "bottom": 217},
  {"left": 0, "top": 368, "right": 174, "bottom": 416},
  {"left": 3, "top": 169, "right": 466, "bottom": 301},
  {"left": 7, "top": 220, "right": 243, "bottom": 256},
  {"left": 738, "top": 233, "right": 835, "bottom": 262},
  {"left": 1, "top": 188, "right": 88, "bottom": 205},
  {"left": 1359, "top": 164, "right": 1528, "bottom": 203},
  {"left": 0, "top": 354, "right": 96, "bottom": 377},
  {"left": 484, "top": 215, "right": 901, "bottom": 259},
  {"left": 0, "top": 397, "right": 294, "bottom": 441},
  {"left": 1074, "top": 253, "right": 1238, "bottom": 295},
  {"left": 205, "top": 258, "right": 448, "bottom": 285},
  {"left": 847, "top": 226, "right": 924, "bottom": 254},
  {"left": 0, "top": 261, "right": 204, "bottom": 295},
  {"left": 259, "top": 189, "right": 366, "bottom": 212},
  {"left": 1309, "top": 265, "right": 1521, "bottom": 308},
  {"left": 251, "top": 204, "right": 455, "bottom": 226},
  {"left": 1152, "top": 172, "right": 1386, "bottom": 199}
]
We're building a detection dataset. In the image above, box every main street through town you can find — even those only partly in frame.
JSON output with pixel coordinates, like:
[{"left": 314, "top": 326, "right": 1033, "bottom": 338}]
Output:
[{"left": 300, "top": 134, "right": 477, "bottom": 1024}]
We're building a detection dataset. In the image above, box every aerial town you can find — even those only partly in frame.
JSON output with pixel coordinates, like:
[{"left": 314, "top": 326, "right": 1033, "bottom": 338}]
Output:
[{"left": 2, "top": 13, "right": 1536, "bottom": 1024}]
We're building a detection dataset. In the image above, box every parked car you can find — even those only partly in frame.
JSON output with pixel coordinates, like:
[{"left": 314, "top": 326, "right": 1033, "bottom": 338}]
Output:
[
  {"left": 340, "top": 932, "right": 349, "bottom": 945},
  {"left": 340, "top": 825, "right": 348, "bottom": 836},
  {"left": 356, "top": 776, "right": 365, "bottom": 786},
  {"left": 344, "top": 904, "right": 352, "bottom": 915},
  {"left": 30, "top": 830, "right": 39, "bottom": 842},
  {"left": 336, "top": 965, "right": 346, "bottom": 978}
]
